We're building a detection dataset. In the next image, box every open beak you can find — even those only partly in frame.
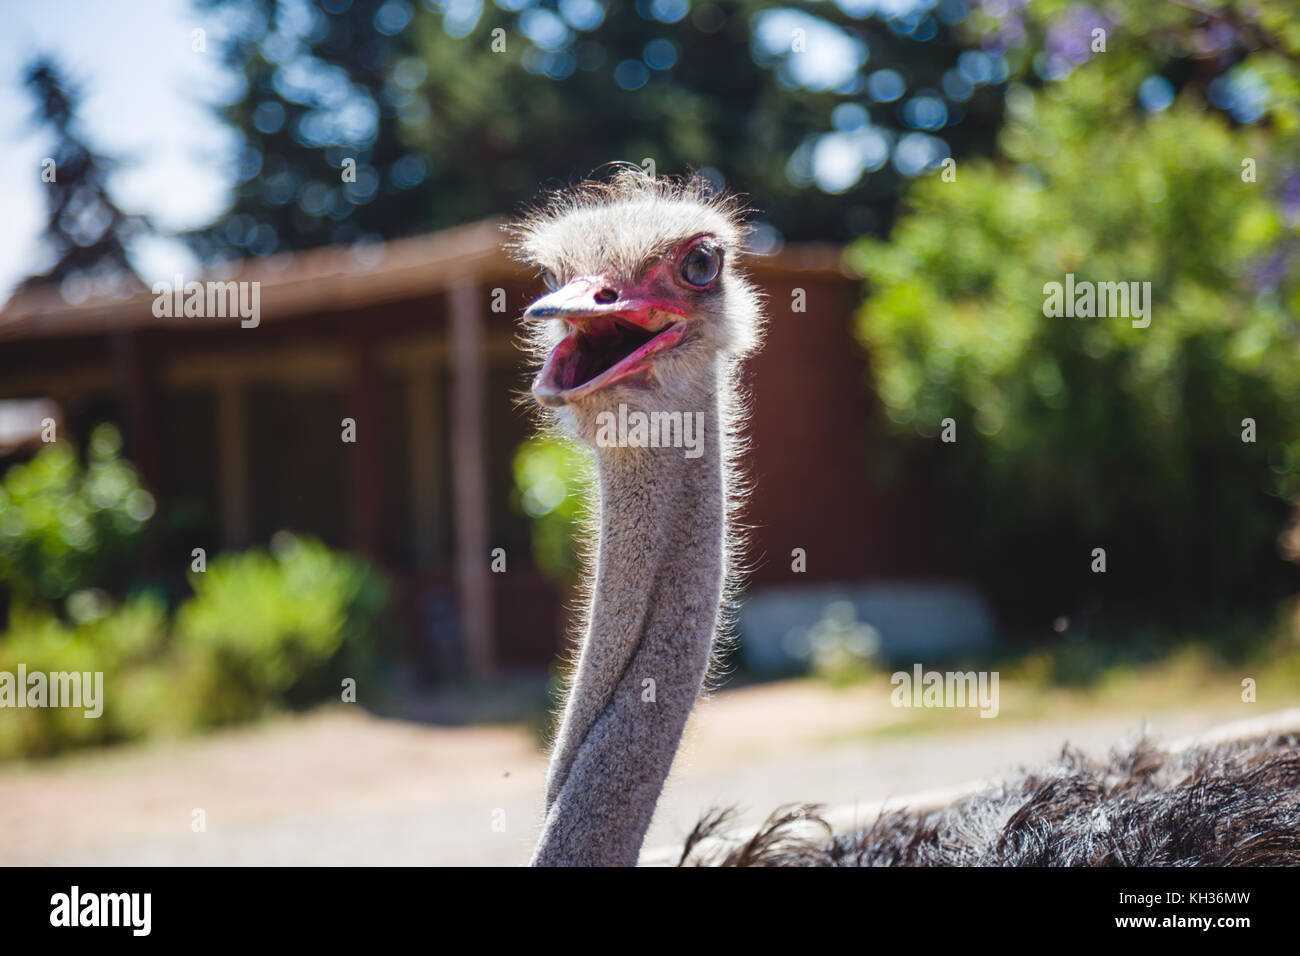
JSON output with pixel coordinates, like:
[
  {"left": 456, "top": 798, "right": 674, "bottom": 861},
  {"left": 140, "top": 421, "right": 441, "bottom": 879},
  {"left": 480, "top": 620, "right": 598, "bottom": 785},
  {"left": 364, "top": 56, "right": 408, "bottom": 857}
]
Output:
[{"left": 527, "top": 277, "right": 688, "bottom": 406}]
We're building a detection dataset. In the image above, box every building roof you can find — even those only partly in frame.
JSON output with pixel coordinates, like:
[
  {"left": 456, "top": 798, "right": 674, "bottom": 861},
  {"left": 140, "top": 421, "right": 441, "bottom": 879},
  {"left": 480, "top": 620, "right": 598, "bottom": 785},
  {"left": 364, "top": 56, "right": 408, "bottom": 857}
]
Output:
[{"left": 0, "top": 218, "right": 853, "bottom": 342}]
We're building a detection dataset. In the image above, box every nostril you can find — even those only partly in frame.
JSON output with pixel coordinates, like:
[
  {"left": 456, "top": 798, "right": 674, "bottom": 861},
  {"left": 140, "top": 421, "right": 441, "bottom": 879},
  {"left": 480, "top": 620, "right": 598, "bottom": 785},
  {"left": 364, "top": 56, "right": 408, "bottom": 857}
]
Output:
[{"left": 594, "top": 288, "right": 618, "bottom": 304}]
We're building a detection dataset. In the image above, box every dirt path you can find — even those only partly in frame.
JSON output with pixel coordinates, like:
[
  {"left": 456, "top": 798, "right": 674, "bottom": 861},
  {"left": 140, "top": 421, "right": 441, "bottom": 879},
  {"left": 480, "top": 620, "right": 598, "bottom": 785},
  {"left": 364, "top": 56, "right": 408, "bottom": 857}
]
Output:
[{"left": 0, "top": 680, "right": 1267, "bottom": 866}]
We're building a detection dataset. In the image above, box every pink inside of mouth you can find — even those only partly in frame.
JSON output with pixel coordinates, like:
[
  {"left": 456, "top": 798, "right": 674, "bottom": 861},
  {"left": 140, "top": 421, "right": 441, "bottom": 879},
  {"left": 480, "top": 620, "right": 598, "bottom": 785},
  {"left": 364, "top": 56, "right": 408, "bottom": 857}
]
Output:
[{"left": 543, "top": 317, "right": 684, "bottom": 393}]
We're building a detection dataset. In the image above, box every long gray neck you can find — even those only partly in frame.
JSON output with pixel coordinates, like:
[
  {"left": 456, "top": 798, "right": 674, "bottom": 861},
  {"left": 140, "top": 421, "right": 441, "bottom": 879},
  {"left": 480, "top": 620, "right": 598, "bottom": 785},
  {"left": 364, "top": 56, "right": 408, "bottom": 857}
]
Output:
[{"left": 531, "top": 391, "right": 727, "bottom": 866}]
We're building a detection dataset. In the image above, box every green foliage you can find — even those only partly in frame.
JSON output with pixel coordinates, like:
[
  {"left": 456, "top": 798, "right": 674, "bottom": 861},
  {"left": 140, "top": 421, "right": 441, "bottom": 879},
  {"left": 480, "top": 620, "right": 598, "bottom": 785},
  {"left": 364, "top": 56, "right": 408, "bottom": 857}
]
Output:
[
  {"left": 0, "top": 534, "right": 389, "bottom": 760},
  {"left": 972, "top": 0, "right": 1300, "bottom": 135},
  {"left": 174, "top": 533, "right": 389, "bottom": 726},
  {"left": 0, "top": 424, "right": 154, "bottom": 609},
  {"left": 0, "top": 595, "right": 170, "bottom": 758},
  {"left": 850, "top": 65, "right": 1300, "bottom": 621},
  {"left": 510, "top": 435, "right": 592, "bottom": 582}
]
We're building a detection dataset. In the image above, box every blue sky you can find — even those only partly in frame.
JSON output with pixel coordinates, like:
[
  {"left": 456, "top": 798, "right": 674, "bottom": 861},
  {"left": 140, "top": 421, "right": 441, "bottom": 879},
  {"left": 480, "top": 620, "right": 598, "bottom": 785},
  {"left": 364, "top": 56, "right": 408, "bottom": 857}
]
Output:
[{"left": 0, "top": 0, "right": 234, "bottom": 304}]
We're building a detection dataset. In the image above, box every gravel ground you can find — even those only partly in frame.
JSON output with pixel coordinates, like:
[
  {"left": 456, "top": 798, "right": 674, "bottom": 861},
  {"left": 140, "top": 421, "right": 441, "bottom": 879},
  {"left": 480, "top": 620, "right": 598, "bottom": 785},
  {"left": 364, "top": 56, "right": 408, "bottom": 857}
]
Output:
[{"left": 0, "top": 681, "right": 1267, "bottom": 866}]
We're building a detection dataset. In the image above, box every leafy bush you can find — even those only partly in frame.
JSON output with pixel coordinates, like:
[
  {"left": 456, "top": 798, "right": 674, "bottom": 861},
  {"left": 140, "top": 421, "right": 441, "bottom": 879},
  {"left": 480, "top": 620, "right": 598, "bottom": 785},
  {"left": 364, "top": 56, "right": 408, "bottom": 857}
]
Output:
[
  {"left": 0, "top": 534, "right": 388, "bottom": 759},
  {"left": 510, "top": 435, "right": 592, "bottom": 582},
  {"left": 174, "top": 532, "right": 389, "bottom": 726},
  {"left": 0, "top": 424, "right": 154, "bottom": 608},
  {"left": 0, "top": 595, "right": 171, "bottom": 758},
  {"left": 0, "top": 424, "right": 390, "bottom": 758},
  {"left": 850, "top": 70, "right": 1300, "bottom": 626}
]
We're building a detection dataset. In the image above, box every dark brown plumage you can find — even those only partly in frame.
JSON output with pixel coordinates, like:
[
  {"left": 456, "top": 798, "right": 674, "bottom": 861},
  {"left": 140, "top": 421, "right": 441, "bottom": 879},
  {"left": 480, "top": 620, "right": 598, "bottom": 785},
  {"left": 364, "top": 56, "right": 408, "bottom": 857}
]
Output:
[{"left": 679, "top": 733, "right": 1300, "bottom": 867}]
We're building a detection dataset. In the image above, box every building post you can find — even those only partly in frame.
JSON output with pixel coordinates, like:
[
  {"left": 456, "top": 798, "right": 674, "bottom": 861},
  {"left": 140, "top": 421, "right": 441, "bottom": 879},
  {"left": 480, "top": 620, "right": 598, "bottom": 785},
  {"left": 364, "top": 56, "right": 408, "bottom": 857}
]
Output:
[
  {"left": 111, "top": 330, "right": 163, "bottom": 498},
  {"left": 348, "top": 329, "right": 384, "bottom": 562},
  {"left": 448, "top": 277, "right": 495, "bottom": 681},
  {"left": 408, "top": 361, "right": 441, "bottom": 568}
]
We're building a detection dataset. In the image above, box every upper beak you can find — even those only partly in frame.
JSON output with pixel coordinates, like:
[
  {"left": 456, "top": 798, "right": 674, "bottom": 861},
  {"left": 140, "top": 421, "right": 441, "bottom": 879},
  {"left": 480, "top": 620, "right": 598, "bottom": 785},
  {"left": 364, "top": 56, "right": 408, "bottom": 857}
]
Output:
[{"left": 523, "top": 277, "right": 686, "bottom": 330}]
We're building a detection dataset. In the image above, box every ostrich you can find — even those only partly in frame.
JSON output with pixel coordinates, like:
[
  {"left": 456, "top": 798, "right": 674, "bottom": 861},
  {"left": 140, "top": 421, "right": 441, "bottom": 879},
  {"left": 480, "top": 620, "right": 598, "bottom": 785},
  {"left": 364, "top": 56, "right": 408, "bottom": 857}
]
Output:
[{"left": 510, "top": 167, "right": 1300, "bottom": 867}]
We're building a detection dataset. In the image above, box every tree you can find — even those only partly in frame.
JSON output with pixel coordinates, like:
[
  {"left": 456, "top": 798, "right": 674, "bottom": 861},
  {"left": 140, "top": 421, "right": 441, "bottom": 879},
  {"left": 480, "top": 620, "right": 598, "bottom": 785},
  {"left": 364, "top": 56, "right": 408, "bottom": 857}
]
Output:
[
  {"left": 189, "top": 0, "right": 1007, "bottom": 261},
  {"left": 0, "top": 424, "right": 153, "bottom": 611},
  {"left": 187, "top": 0, "right": 420, "bottom": 261},
  {"left": 852, "top": 1, "right": 1300, "bottom": 631},
  {"left": 20, "top": 57, "right": 150, "bottom": 297}
]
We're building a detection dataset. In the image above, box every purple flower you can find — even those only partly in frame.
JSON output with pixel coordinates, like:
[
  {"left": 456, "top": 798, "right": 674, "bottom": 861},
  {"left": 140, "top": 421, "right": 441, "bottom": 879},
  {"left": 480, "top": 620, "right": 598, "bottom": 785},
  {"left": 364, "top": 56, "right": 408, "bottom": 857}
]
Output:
[
  {"left": 1190, "top": 21, "right": 1238, "bottom": 58},
  {"left": 1249, "top": 244, "right": 1292, "bottom": 295},
  {"left": 1046, "top": 5, "right": 1113, "bottom": 68},
  {"left": 979, "top": 0, "right": 1029, "bottom": 17},
  {"left": 1278, "top": 168, "right": 1300, "bottom": 226}
]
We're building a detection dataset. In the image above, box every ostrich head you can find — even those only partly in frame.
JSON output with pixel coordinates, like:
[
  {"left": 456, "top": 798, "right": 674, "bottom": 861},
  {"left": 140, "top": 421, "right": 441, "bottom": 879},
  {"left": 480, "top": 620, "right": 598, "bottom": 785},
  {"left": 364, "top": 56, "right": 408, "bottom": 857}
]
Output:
[{"left": 510, "top": 167, "right": 762, "bottom": 436}]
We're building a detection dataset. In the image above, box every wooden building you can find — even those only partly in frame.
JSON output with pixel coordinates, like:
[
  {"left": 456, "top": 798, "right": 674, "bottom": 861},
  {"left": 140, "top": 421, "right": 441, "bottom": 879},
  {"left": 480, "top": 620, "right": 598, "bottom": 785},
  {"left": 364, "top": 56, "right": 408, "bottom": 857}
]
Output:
[{"left": 0, "top": 219, "right": 927, "bottom": 679}]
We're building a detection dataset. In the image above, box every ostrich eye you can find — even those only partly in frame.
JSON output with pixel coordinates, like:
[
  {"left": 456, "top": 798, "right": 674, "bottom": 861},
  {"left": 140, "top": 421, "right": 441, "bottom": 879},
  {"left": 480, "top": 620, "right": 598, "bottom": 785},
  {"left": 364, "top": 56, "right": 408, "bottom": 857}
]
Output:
[
  {"left": 679, "top": 243, "right": 722, "bottom": 288},
  {"left": 540, "top": 268, "right": 559, "bottom": 291}
]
